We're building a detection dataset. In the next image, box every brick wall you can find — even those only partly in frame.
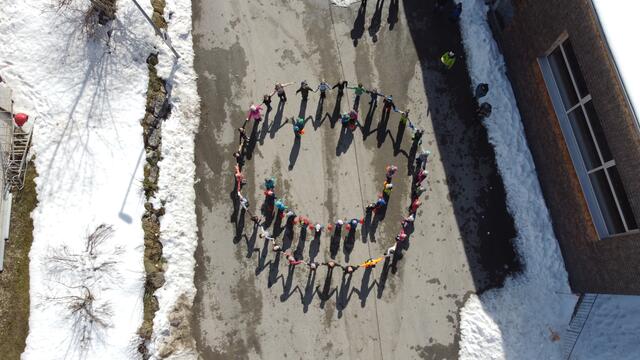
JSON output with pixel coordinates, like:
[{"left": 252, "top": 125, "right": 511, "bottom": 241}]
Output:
[{"left": 496, "top": 0, "right": 640, "bottom": 294}]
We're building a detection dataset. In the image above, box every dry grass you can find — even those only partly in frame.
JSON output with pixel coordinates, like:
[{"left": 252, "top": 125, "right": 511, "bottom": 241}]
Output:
[{"left": 0, "top": 164, "right": 38, "bottom": 360}]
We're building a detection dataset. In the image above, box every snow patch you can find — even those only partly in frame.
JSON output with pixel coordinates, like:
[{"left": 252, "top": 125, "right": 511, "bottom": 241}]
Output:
[
  {"left": 331, "top": 0, "right": 362, "bottom": 7},
  {"left": 0, "top": 0, "right": 157, "bottom": 358},
  {"left": 148, "top": 0, "right": 200, "bottom": 358},
  {"left": 457, "top": 1, "right": 576, "bottom": 359},
  {"left": 571, "top": 294, "right": 640, "bottom": 359}
]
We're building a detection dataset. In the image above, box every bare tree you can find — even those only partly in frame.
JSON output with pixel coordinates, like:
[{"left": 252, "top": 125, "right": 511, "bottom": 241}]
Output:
[
  {"left": 46, "top": 286, "right": 113, "bottom": 358},
  {"left": 42, "top": 224, "right": 123, "bottom": 357},
  {"left": 56, "top": 0, "right": 118, "bottom": 37},
  {"left": 45, "top": 224, "right": 123, "bottom": 287}
]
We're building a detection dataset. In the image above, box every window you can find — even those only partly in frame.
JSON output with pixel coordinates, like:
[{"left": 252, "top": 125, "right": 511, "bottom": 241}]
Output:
[{"left": 541, "top": 38, "right": 638, "bottom": 237}]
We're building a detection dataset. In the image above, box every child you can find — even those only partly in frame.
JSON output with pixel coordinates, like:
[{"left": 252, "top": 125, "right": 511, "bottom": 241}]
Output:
[
  {"left": 343, "top": 265, "right": 358, "bottom": 274},
  {"left": 293, "top": 116, "right": 306, "bottom": 136},
  {"left": 238, "top": 192, "right": 250, "bottom": 211},
  {"left": 414, "top": 169, "right": 428, "bottom": 185},
  {"left": 397, "top": 109, "right": 410, "bottom": 125},
  {"left": 275, "top": 199, "right": 288, "bottom": 212},
  {"left": 401, "top": 214, "right": 415, "bottom": 230},
  {"left": 383, "top": 95, "right": 395, "bottom": 113},
  {"left": 409, "top": 198, "right": 421, "bottom": 214},
  {"left": 247, "top": 104, "right": 263, "bottom": 122},
  {"left": 234, "top": 164, "right": 246, "bottom": 191},
  {"left": 412, "top": 128, "right": 424, "bottom": 146},
  {"left": 317, "top": 79, "right": 331, "bottom": 99},
  {"left": 349, "top": 218, "right": 359, "bottom": 231},
  {"left": 262, "top": 94, "right": 273, "bottom": 111},
  {"left": 366, "top": 88, "right": 384, "bottom": 105},
  {"left": 307, "top": 261, "right": 320, "bottom": 271},
  {"left": 332, "top": 80, "right": 348, "bottom": 97},
  {"left": 296, "top": 80, "right": 315, "bottom": 100},
  {"left": 440, "top": 51, "right": 456, "bottom": 70},
  {"left": 286, "top": 252, "right": 305, "bottom": 266},
  {"left": 474, "top": 83, "right": 489, "bottom": 101},
  {"left": 385, "top": 165, "right": 398, "bottom": 181},
  {"left": 324, "top": 260, "right": 340, "bottom": 269},
  {"left": 476, "top": 102, "right": 493, "bottom": 120},
  {"left": 383, "top": 183, "right": 393, "bottom": 198},
  {"left": 415, "top": 150, "right": 431, "bottom": 170},
  {"left": 412, "top": 186, "right": 427, "bottom": 199},
  {"left": 348, "top": 110, "right": 358, "bottom": 130},
  {"left": 272, "top": 82, "right": 294, "bottom": 102},
  {"left": 348, "top": 83, "right": 367, "bottom": 99},
  {"left": 264, "top": 177, "right": 276, "bottom": 190},
  {"left": 341, "top": 112, "right": 351, "bottom": 126},
  {"left": 384, "top": 244, "right": 397, "bottom": 258}
]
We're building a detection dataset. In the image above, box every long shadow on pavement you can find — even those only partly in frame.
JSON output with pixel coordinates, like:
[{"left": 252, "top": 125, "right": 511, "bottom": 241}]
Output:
[{"left": 402, "top": 0, "right": 521, "bottom": 292}]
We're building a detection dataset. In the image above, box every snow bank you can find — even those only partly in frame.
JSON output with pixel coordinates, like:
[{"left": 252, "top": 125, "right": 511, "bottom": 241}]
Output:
[
  {"left": 149, "top": 0, "right": 200, "bottom": 358},
  {"left": 0, "top": 0, "right": 156, "bottom": 358},
  {"left": 571, "top": 294, "right": 640, "bottom": 359},
  {"left": 457, "top": 1, "right": 576, "bottom": 359}
]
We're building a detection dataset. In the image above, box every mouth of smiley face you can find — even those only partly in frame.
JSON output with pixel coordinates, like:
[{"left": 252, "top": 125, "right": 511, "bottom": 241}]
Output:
[{"left": 233, "top": 86, "right": 430, "bottom": 273}]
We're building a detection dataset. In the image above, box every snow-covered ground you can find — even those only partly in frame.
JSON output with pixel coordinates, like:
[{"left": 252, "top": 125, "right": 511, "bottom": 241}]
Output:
[
  {"left": 571, "top": 294, "right": 640, "bottom": 359},
  {"left": 0, "top": 0, "right": 199, "bottom": 358},
  {"left": 457, "top": 0, "right": 577, "bottom": 359},
  {"left": 0, "top": 1, "right": 155, "bottom": 358},
  {"left": 149, "top": 0, "right": 200, "bottom": 358}
]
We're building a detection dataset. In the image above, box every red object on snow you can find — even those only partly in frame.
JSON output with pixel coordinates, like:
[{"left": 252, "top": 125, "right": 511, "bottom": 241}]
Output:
[{"left": 14, "top": 113, "right": 28, "bottom": 127}]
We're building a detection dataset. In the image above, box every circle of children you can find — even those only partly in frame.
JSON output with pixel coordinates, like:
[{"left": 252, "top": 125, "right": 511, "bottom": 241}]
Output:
[{"left": 231, "top": 76, "right": 477, "bottom": 280}]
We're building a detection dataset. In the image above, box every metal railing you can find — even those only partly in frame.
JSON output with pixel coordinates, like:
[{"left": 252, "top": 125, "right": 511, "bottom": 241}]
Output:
[{"left": 563, "top": 293, "right": 598, "bottom": 359}]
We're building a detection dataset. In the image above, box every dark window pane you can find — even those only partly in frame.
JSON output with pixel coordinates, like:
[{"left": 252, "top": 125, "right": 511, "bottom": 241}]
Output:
[
  {"left": 589, "top": 169, "right": 625, "bottom": 234},
  {"left": 562, "top": 41, "right": 589, "bottom": 98},
  {"left": 584, "top": 101, "right": 613, "bottom": 162},
  {"left": 607, "top": 167, "right": 638, "bottom": 230},
  {"left": 548, "top": 46, "right": 579, "bottom": 110},
  {"left": 549, "top": 47, "right": 578, "bottom": 110},
  {"left": 568, "top": 108, "right": 601, "bottom": 170}
]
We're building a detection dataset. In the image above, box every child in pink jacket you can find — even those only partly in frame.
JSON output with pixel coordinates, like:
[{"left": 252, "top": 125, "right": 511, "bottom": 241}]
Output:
[{"left": 247, "top": 104, "right": 263, "bottom": 122}]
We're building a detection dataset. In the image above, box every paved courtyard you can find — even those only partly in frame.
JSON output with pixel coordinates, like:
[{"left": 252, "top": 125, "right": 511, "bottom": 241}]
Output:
[{"left": 191, "top": 0, "right": 518, "bottom": 359}]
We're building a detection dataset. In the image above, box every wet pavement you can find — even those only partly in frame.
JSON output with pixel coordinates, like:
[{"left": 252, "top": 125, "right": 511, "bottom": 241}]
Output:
[{"left": 190, "top": 0, "right": 518, "bottom": 359}]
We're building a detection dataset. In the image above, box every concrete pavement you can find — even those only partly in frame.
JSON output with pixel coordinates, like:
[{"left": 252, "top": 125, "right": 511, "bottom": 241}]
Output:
[{"left": 191, "top": 0, "right": 519, "bottom": 359}]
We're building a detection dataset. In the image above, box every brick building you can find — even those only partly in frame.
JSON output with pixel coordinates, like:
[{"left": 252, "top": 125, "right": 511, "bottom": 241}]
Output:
[{"left": 488, "top": 0, "right": 640, "bottom": 294}]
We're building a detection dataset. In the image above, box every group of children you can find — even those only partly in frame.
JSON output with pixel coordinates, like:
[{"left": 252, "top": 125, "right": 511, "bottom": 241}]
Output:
[
  {"left": 233, "top": 143, "right": 432, "bottom": 277},
  {"left": 242, "top": 79, "right": 421, "bottom": 138},
  {"left": 236, "top": 155, "right": 430, "bottom": 274},
  {"left": 248, "top": 160, "right": 430, "bottom": 276},
  {"left": 229, "top": 74, "right": 438, "bottom": 281}
]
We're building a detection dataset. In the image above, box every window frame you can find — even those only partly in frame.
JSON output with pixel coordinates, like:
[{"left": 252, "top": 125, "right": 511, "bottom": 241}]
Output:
[{"left": 539, "top": 36, "right": 637, "bottom": 238}]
